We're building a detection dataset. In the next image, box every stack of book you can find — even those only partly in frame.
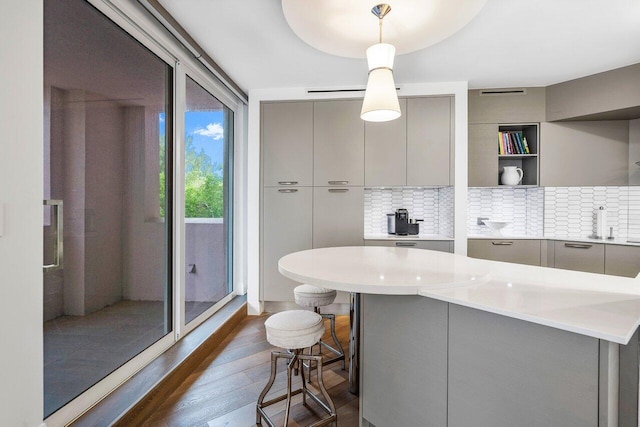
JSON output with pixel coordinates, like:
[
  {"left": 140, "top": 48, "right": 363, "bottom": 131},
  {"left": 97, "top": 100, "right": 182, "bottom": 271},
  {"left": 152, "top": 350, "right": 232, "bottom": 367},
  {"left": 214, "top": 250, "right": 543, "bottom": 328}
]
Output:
[{"left": 498, "top": 131, "right": 530, "bottom": 155}]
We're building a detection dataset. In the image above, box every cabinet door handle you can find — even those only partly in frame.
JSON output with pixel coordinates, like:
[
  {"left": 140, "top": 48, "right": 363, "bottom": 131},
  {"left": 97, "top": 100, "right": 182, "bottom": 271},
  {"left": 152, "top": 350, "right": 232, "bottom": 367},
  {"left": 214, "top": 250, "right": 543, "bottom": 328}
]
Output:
[
  {"left": 278, "top": 189, "right": 298, "bottom": 193},
  {"left": 491, "top": 241, "right": 513, "bottom": 246},
  {"left": 395, "top": 242, "right": 417, "bottom": 247},
  {"left": 277, "top": 181, "right": 298, "bottom": 185},
  {"left": 328, "top": 180, "right": 349, "bottom": 185},
  {"left": 564, "top": 243, "right": 592, "bottom": 249},
  {"left": 328, "top": 188, "right": 349, "bottom": 193}
]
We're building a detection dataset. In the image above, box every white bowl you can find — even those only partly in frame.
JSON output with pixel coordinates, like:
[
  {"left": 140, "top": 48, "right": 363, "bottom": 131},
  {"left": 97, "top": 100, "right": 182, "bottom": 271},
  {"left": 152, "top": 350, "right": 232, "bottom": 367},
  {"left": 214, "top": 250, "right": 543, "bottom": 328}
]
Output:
[{"left": 482, "top": 220, "right": 509, "bottom": 236}]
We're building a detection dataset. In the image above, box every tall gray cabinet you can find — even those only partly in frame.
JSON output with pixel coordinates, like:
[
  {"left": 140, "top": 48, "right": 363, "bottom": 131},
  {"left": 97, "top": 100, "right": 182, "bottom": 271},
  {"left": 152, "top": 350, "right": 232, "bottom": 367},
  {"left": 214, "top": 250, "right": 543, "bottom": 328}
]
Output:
[
  {"left": 262, "top": 100, "right": 364, "bottom": 303},
  {"left": 261, "top": 102, "right": 314, "bottom": 301}
]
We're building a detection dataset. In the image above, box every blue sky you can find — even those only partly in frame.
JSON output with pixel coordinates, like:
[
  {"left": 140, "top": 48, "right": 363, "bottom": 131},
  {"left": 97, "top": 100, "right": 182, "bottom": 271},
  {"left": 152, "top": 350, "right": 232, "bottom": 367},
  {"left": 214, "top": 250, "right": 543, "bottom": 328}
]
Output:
[
  {"left": 186, "top": 111, "right": 225, "bottom": 165},
  {"left": 159, "top": 111, "right": 225, "bottom": 165}
]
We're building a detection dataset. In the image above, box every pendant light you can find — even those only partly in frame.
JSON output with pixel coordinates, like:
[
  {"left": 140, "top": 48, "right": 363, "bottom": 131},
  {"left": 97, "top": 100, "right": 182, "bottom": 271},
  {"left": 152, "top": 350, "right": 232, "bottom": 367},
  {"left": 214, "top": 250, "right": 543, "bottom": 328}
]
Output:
[{"left": 360, "top": 4, "right": 401, "bottom": 122}]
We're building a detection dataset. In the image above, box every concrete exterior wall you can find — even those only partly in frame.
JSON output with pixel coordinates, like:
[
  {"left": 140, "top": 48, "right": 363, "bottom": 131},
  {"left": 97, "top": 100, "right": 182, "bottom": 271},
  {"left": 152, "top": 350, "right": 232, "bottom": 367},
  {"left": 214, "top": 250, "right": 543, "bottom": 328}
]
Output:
[
  {"left": 185, "top": 221, "right": 228, "bottom": 302},
  {"left": 84, "top": 101, "right": 125, "bottom": 313}
]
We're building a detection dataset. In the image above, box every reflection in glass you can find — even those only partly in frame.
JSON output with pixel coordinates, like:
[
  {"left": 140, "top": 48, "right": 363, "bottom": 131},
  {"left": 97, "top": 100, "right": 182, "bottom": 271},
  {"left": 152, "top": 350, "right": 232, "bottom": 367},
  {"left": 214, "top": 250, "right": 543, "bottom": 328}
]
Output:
[
  {"left": 43, "top": 0, "right": 172, "bottom": 417},
  {"left": 184, "top": 77, "right": 234, "bottom": 323}
]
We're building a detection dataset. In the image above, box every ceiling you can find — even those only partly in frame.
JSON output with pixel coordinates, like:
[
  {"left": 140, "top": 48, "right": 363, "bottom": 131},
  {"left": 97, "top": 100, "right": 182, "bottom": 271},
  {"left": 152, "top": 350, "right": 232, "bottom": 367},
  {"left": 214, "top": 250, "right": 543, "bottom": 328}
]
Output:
[{"left": 158, "top": 0, "right": 640, "bottom": 94}]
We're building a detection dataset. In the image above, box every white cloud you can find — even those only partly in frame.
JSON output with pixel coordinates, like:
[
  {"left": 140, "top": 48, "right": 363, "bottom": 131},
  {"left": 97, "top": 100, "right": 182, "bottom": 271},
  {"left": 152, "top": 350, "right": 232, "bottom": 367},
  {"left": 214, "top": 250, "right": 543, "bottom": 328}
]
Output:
[{"left": 193, "top": 123, "right": 224, "bottom": 140}]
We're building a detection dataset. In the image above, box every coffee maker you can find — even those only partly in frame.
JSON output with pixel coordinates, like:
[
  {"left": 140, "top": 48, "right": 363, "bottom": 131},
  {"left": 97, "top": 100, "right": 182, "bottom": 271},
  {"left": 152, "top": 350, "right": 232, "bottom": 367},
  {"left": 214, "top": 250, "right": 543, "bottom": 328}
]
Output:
[{"left": 394, "top": 209, "right": 409, "bottom": 235}]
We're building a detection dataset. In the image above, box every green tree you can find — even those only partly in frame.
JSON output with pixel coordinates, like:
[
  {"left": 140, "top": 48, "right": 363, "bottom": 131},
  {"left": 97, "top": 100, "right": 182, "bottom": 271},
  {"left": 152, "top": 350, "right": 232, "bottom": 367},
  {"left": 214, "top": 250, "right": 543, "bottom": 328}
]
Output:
[{"left": 159, "top": 134, "right": 224, "bottom": 219}]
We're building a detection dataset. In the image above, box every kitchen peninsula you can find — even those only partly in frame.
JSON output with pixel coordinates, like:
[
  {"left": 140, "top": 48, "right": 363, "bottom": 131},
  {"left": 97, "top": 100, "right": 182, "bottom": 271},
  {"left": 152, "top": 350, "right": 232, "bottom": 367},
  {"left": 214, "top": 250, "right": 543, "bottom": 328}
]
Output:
[{"left": 279, "top": 246, "right": 640, "bottom": 427}]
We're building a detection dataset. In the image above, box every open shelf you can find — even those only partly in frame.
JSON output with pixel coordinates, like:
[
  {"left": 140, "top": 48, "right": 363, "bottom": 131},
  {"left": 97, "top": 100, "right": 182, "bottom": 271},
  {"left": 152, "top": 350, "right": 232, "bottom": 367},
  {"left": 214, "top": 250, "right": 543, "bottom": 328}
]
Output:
[{"left": 497, "top": 123, "right": 539, "bottom": 186}]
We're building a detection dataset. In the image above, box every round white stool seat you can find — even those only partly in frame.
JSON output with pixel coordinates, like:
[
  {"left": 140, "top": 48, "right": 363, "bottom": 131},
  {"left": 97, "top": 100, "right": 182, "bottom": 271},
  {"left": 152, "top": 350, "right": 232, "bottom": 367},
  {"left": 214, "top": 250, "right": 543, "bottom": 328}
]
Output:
[
  {"left": 265, "top": 310, "right": 325, "bottom": 350},
  {"left": 294, "top": 284, "right": 337, "bottom": 308}
]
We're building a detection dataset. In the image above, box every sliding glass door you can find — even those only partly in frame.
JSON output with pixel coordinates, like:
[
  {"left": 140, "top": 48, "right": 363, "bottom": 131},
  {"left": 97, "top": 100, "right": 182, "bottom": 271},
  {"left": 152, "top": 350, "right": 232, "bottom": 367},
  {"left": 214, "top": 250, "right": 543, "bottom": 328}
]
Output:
[
  {"left": 183, "top": 76, "right": 234, "bottom": 324},
  {"left": 43, "top": 0, "right": 173, "bottom": 417}
]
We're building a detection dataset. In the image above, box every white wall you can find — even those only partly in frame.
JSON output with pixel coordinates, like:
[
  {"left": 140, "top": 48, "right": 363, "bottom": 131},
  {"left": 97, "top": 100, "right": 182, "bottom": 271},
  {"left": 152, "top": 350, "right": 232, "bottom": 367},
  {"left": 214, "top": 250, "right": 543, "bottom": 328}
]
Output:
[{"left": 0, "top": 1, "right": 44, "bottom": 426}]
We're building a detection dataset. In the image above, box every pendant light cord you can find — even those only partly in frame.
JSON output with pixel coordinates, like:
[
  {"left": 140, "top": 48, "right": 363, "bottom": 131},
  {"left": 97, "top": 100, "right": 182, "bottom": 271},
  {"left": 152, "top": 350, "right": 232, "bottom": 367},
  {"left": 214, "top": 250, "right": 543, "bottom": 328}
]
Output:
[{"left": 379, "top": 17, "right": 383, "bottom": 43}]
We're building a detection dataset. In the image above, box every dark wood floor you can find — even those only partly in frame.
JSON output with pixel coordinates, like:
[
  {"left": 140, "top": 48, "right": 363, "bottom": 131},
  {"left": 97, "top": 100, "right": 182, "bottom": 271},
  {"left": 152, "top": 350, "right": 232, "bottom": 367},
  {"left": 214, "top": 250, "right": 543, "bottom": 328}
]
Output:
[{"left": 142, "top": 314, "right": 357, "bottom": 426}]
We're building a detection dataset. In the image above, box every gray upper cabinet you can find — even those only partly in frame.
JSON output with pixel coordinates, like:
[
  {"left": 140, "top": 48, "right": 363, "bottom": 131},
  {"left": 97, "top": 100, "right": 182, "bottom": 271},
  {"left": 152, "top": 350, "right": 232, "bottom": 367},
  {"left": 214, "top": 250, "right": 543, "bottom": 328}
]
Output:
[
  {"left": 469, "top": 123, "right": 499, "bottom": 187},
  {"left": 546, "top": 63, "right": 640, "bottom": 121},
  {"left": 540, "top": 121, "right": 629, "bottom": 186},
  {"left": 468, "top": 87, "right": 546, "bottom": 124},
  {"left": 313, "top": 186, "right": 364, "bottom": 248},
  {"left": 364, "top": 96, "right": 453, "bottom": 187},
  {"left": 261, "top": 187, "right": 312, "bottom": 301},
  {"left": 407, "top": 96, "right": 453, "bottom": 186},
  {"left": 365, "top": 99, "right": 407, "bottom": 187},
  {"left": 314, "top": 100, "right": 365, "bottom": 186},
  {"left": 261, "top": 102, "right": 313, "bottom": 187}
]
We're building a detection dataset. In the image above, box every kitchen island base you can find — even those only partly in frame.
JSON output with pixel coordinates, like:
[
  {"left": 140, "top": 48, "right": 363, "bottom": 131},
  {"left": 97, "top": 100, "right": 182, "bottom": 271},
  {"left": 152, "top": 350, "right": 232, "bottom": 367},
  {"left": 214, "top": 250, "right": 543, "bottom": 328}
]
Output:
[{"left": 360, "top": 294, "right": 639, "bottom": 427}]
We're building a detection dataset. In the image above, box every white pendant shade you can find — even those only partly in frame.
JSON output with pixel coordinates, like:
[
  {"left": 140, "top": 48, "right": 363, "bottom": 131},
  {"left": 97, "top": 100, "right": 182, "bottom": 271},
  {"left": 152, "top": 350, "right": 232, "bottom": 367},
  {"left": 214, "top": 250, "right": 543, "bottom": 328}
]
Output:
[
  {"left": 366, "top": 43, "right": 395, "bottom": 70},
  {"left": 360, "top": 67, "right": 401, "bottom": 122}
]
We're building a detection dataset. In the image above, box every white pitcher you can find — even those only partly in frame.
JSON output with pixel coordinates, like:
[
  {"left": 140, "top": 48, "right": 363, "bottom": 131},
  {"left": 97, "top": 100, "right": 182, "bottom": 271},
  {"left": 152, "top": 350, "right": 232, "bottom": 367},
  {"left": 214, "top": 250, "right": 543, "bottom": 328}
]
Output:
[{"left": 501, "top": 166, "right": 523, "bottom": 186}]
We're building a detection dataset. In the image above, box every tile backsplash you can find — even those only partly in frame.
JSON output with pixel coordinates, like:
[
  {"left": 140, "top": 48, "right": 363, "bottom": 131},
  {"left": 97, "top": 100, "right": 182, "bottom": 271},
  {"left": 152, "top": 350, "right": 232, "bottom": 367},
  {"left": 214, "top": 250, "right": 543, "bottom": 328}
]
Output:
[
  {"left": 467, "top": 187, "right": 544, "bottom": 236},
  {"left": 364, "top": 187, "right": 454, "bottom": 237},
  {"left": 467, "top": 186, "right": 640, "bottom": 240},
  {"left": 544, "top": 187, "right": 631, "bottom": 239}
]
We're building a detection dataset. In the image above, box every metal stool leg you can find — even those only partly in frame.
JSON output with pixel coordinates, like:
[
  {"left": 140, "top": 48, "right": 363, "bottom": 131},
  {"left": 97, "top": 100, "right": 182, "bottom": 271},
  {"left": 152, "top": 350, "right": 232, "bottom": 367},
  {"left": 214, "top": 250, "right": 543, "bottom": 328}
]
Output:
[
  {"left": 326, "top": 313, "right": 346, "bottom": 370},
  {"left": 257, "top": 350, "right": 337, "bottom": 427},
  {"left": 306, "top": 310, "right": 346, "bottom": 376},
  {"left": 283, "top": 352, "right": 298, "bottom": 426},
  {"left": 256, "top": 351, "right": 282, "bottom": 425}
]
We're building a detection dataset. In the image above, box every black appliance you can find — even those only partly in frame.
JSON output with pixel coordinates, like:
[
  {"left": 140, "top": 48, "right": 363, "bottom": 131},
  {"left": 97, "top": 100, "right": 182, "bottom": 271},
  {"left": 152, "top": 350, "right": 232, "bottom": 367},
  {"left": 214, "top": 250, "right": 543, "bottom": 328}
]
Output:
[{"left": 395, "top": 209, "right": 409, "bottom": 235}]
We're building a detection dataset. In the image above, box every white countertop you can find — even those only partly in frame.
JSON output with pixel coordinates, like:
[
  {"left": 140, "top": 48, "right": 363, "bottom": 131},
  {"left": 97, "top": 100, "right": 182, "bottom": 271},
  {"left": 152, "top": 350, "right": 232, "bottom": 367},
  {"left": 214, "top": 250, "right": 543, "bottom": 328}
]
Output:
[{"left": 279, "top": 246, "right": 640, "bottom": 344}]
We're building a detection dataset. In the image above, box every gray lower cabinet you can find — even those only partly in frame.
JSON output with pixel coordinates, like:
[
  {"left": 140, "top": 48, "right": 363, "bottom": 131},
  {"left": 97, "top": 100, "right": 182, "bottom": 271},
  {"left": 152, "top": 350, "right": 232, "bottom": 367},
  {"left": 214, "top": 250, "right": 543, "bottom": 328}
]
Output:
[
  {"left": 314, "top": 100, "right": 364, "bottom": 186},
  {"left": 605, "top": 244, "right": 640, "bottom": 278},
  {"left": 468, "top": 123, "right": 499, "bottom": 187},
  {"left": 312, "top": 187, "right": 364, "bottom": 248},
  {"left": 364, "top": 239, "right": 452, "bottom": 252},
  {"left": 313, "top": 187, "right": 364, "bottom": 304},
  {"left": 261, "top": 101, "right": 313, "bottom": 187},
  {"left": 554, "top": 241, "right": 605, "bottom": 274},
  {"left": 467, "top": 239, "right": 541, "bottom": 266},
  {"left": 261, "top": 187, "right": 312, "bottom": 301}
]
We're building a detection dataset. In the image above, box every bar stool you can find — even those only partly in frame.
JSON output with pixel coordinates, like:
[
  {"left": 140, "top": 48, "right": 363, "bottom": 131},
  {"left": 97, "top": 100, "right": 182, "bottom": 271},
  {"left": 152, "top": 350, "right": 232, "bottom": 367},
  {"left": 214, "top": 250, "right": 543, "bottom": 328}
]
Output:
[
  {"left": 294, "top": 284, "right": 346, "bottom": 370},
  {"left": 256, "top": 310, "right": 337, "bottom": 427}
]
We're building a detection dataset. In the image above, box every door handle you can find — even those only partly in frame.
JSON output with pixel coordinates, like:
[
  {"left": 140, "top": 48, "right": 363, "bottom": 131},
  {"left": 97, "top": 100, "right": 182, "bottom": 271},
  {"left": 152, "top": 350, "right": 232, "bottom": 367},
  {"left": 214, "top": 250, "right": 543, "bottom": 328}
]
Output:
[
  {"left": 328, "top": 188, "right": 349, "bottom": 193},
  {"left": 491, "top": 241, "right": 513, "bottom": 246},
  {"left": 328, "top": 180, "right": 349, "bottom": 185},
  {"left": 43, "top": 200, "right": 64, "bottom": 272},
  {"left": 395, "top": 242, "right": 417, "bottom": 247},
  {"left": 564, "top": 243, "right": 592, "bottom": 249},
  {"left": 277, "top": 181, "right": 298, "bottom": 185},
  {"left": 278, "top": 189, "right": 298, "bottom": 193}
]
